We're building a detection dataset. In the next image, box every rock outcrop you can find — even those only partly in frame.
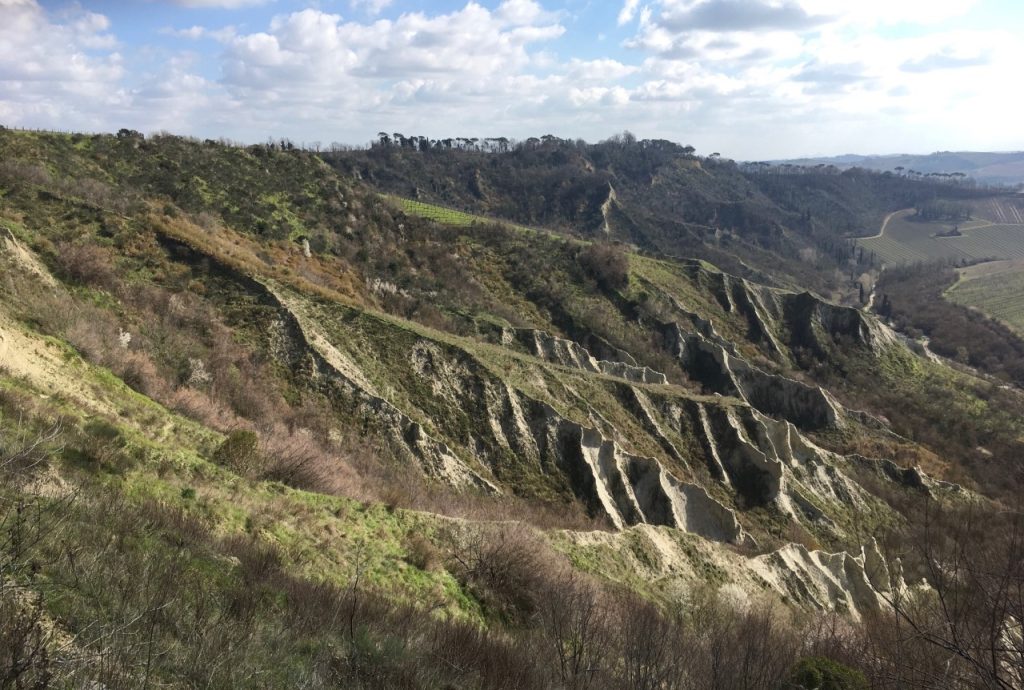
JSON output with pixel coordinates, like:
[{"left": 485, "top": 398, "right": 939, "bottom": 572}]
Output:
[
  {"left": 664, "top": 324, "right": 842, "bottom": 430},
  {"left": 749, "top": 539, "right": 902, "bottom": 619},
  {"left": 542, "top": 408, "right": 748, "bottom": 543},
  {"left": 517, "top": 328, "right": 668, "bottom": 384},
  {"left": 678, "top": 260, "right": 901, "bottom": 362}
]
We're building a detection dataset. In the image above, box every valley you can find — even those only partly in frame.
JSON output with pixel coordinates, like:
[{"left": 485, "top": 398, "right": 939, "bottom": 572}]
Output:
[
  {"left": 856, "top": 197, "right": 1024, "bottom": 266},
  {"left": 1, "top": 128, "right": 1023, "bottom": 688}
]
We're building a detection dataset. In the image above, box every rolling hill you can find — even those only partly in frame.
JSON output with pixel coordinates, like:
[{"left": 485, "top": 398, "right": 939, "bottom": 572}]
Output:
[
  {"left": 778, "top": 150, "right": 1024, "bottom": 187},
  {"left": 2, "top": 128, "right": 1023, "bottom": 688}
]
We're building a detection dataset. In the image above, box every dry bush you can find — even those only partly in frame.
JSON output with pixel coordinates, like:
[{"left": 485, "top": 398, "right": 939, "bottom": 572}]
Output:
[
  {"left": 53, "top": 241, "right": 118, "bottom": 290},
  {"left": 168, "top": 387, "right": 247, "bottom": 432},
  {"left": 687, "top": 593, "right": 803, "bottom": 690},
  {"left": 0, "top": 160, "right": 52, "bottom": 187},
  {"left": 426, "top": 619, "right": 546, "bottom": 689},
  {"left": 258, "top": 428, "right": 347, "bottom": 494},
  {"left": 535, "top": 568, "right": 615, "bottom": 689},
  {"left": 577, "top": 242, "right": 629, "bottom": 292},
  {"left": 0, "top": 419, "right": 62, "bottom": 485},
  {"left": 134, "top": 499, "right": 212, "bottom": 549},
  {"left": 115, "top": 351, "right": 167, "bottom": 398},
  {"left": 403, "top": 533, "right": 440, "bottom": 572},
  {"left": 612, "top": 595, "right": 692, "bottom": 690},
  {"left": 0, "top": 588, "right": 53, "bottom": 689},
  {"left": 444, "top": 523, "right": 556, "bottom": 623}
]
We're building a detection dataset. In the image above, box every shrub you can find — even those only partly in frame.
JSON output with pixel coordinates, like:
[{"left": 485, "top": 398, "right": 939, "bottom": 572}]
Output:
[
  {"left": 0, "top": 589, "right": 53, "bottom": 689},
  {"left": 577, "top": 242, "right": 629, "bottom": 291},
  {"left": 444, "top": 524, "right": 550, "bottom": 623},
  {"left": 52, "top": 241, "right": 117, "bottom": 290},
  {"left": 786, "top": 656, "right": 869, "bottom": 690},
  {"left": 403, "top": 533, "right": 439, "bottom": 572},
  {"left": 212, "top": 429, "right": 262, "bottom": 476}
]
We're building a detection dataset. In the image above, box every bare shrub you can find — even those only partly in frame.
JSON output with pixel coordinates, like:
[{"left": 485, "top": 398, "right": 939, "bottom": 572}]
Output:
[
  {"left": 168, "top": 387, "right": 247, "bottom": 432},
  {"left": 53, "top": 241, "right": 117, "bottom": 290},
  {"left": 403, "top": 533, "right": 439, "bottom": 572},
  {"left": 426, "top": 619, "right": 546, "bottom": 689},
  {"left": 0, "top": 419, "right": 62, "bottom": 484},
  {"left": 0, "top": 588, "right": 53, "bottom": 689},
  {"left": 115, "top": 351, "right": 166, "bottom": 398},
  {"left": 0, "top": 160, "right": 52, "bottom": 187},
  {"left": 258, "top": 428, "right": 340, "bottom": 493},
  {"left": 445, "top": 523, "right": 553, "bottom": 623},
  {"left": 577, "top": 242, "right": 629, "bottom": 291},
  {"left": 612, "top": 595, "right": 692, "bottom": 690},
  {"left": 866, "top": 502, "right": 1024, "bottom": 689},
  {"left": 687, "top": 592, "right": 802, "bottom": 690},
  {"left": 535, "top": 569, "right": 614, "bottom": 689}
]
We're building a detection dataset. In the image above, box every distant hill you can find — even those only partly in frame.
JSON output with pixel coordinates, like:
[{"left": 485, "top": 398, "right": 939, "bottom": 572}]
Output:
[{"left": 775, "top": 151, "right": 1024, "bottom": 187}]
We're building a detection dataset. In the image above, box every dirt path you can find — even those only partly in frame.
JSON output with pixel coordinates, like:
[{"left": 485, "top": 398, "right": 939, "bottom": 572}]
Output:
[
  {"left": 865, "top": 288, "right": 877, "bottom": 312},
  {"left": 859, "top": 208, "right": 910, "bottom": 240},
  {"left": 859, "top": 210, "right": 912, "bottom": 311}
]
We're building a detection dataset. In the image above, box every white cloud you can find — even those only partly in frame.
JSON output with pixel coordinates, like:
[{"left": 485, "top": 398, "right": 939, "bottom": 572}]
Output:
[
  {"left": 618, "top": 0, "right": 640, "bottom": 25},
  {"left": 349, "top": 0, "right": 393, "bottom": 16},
  {"left": 1, "top": 0, "right": 1020, "bottom": 159},
  {"left": 221, "top": 4, "right": 564, "bottom": 90},
  {"left": 567, "top": 58, "right": 638, "bottom": 81},
  {"left": 0, "top": 1, "right": 123, "bottom": 126},
  {"left": 171, "top": 0, "right": 270, "bottom": 8},
  {"left": 160, "top": 24, "right": 237, "bottom": 41}
]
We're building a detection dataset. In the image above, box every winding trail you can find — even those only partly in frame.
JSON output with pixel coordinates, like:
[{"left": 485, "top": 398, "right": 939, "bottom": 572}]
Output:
[
  {"left": 860, "top": 208, "right": 910, "bottom": 240},
  {"left": 859, "top": 209, "right": 913, "bottom": 311}
]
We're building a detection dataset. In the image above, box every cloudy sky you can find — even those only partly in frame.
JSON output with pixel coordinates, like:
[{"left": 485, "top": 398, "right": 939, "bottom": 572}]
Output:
[{"left": 1, "top": 0, "right": 1022, "bottom": 159}]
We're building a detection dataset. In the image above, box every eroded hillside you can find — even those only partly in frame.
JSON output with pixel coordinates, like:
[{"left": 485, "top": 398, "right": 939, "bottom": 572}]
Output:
[{"left": 2, "top": 129, "right": 1022, "bottom": 688}]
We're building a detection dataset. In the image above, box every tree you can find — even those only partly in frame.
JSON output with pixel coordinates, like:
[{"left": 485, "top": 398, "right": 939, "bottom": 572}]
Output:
[{"left": 877, "top": 502, "right": 1024, "bottom": 689}]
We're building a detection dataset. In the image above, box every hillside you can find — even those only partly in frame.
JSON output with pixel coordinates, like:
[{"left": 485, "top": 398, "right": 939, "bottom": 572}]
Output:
[
  {"left": 2, "top": 128, "right": 1023, "bottom": 688},
  {"left": 325, "top": 136, "right": 985, "bottom": 303},
  {"left": 778, "top": 151, "right": 1024, "bottom": 187}
]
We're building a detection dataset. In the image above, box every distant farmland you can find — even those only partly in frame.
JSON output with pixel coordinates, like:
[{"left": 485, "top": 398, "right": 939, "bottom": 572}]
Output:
[
  {"left": 946, "top": 259, "right": 1024, "bottom": 337},
  {"left": 856, "top": 197, "right": 1024, "bottom": 266}
]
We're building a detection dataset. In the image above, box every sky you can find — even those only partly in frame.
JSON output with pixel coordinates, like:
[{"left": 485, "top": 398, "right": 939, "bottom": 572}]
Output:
[{"left": 1, "top": 0, "right": 1022, "bottom": 159}]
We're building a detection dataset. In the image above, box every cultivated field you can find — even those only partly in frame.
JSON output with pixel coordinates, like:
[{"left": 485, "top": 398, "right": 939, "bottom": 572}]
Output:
[
  {"left": 946, "top": 258, "right": 1024, "bottom": 336},
  {"left": 971, "top": 196, "right": 1024, "bottom": 224},
  {"left": 856, "top": 197, "right": 1024, "bottom": 266},
  {"left": 386, "top": 195, "right": 535, "bottom": 233}
]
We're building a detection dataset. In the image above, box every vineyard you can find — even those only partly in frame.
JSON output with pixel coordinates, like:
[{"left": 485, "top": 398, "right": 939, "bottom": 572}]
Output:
[
  {"left": 857, "top": 202, "right": 1024, "bottom": 265},
  {"left": 946, "top": 259, "right": 1024, "bottom": 336},
  {"left": 386, "top": 195, "right": 535, "bottom": 233}
]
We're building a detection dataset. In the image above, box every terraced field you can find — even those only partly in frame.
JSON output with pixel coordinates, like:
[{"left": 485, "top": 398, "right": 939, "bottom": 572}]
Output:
[
  {"left": 946, "top": 258, "right": 1024, "bottom": 336},
  {"left": 386, "top": 195, "right": 535, "bottom": 233},
  {"left": 857, "top": 202, "right": 1024, "bottom": 266}
]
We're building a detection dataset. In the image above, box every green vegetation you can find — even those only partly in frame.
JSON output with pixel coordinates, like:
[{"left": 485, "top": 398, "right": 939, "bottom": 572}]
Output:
[
  {"left": 786, "top": 657, "right": 868, "bottom": 690},
  {"left": 326, "top": 136, "right": 983, "bottom": 299},
  {"left": 386, "top": 195, "right": 535, "bottom": 233},
  {"left": 946, "top": 259, "right": 1024, "bottom": 337},
  {"left": 857, "top": 201, "right": 1024, "bottom": 266},
  {"left": 3, "top": 127, "right": 1024, "bottom": 688}
]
